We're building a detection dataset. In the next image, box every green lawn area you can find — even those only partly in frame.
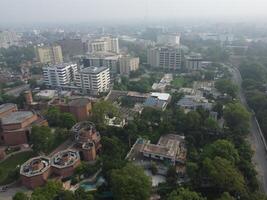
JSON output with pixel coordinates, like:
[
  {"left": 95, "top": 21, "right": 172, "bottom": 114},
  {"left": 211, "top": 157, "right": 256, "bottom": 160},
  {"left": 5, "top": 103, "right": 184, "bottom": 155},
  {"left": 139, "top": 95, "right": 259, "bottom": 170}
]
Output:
[{"left": 0, "top": 151, "right": 34, "bottom": 185}]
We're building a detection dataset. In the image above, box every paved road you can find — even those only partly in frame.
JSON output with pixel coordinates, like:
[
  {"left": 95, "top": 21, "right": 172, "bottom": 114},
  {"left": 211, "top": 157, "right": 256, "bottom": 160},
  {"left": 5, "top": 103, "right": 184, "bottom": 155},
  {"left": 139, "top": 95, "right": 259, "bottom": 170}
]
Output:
[{"left": 228, "top": 65, "right": 267, "bottom": 193}]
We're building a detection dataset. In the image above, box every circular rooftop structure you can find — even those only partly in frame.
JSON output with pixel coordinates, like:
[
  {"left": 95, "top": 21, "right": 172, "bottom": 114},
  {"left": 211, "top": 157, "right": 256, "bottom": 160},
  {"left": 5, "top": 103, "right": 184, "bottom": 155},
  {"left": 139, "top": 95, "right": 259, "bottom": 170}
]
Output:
[
  {"left": 71, "top": 121, "right": 100, "bottom": 143},
  {"left": 20, "top": 156, "right": 50, "bottom": 177},
  {"left": 51, "top": 149, "right": 80, "bottom": 169}
]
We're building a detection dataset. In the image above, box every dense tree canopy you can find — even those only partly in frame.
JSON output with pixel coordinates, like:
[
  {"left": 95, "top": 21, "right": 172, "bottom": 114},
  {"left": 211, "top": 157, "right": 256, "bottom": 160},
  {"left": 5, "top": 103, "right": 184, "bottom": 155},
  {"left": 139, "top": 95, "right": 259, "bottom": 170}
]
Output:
[
  {"left": 223, "top": 103, "right": 250, "bottom": 133},
  {"left": 111, "top": 163, "right": 152, "bottom": 200},
  {"left": 44, "top": 107, "right": 76, "bottom": 129},
  {"left": 14, "top": 181, "right": 93, "bottom": 200},
  {"left": 167, "top": 188, "right": 207, "bottom": 200},
  {"left": 30, "top": 126, "right": 54, "bottom": 153},
  {"left": 202, "top": 157, "right": 246, "bottom": 195},
  {"left": 201, "top": 139, "right": 240, "bottom": 164},
  {"left": 215, "top": 79, "right": 238, "bottom": 98},
  {"left": 91, "top": 100, "right": 121, "bottom": 128}
]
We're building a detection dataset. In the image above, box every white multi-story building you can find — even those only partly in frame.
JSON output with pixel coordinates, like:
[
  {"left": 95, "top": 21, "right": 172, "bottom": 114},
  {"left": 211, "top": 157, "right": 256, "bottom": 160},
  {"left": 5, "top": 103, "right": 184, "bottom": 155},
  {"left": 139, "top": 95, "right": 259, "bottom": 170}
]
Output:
[
  {"left": 83, "top": 52, "right": 121, "bottom": 74},
  {"left": 119, "top": 56, "right": 140, "bottom": 75},
  {"left": 157, "top": 33, "right": 180, "bottom": 46},
  {"left": 74, "top": 67, "right": 110, "bottom": 95},
  {"left": 185, "top": 53, "right": 203, "bottom": 71},
  {"left": 90, "top": 36, "right": 119, "bottom": 53},
  {"left": 42, "top": 63, "right": 78, "bottom": 88},
  {"left": 147, "top": 46, "right": 182, "bottom": 70}
]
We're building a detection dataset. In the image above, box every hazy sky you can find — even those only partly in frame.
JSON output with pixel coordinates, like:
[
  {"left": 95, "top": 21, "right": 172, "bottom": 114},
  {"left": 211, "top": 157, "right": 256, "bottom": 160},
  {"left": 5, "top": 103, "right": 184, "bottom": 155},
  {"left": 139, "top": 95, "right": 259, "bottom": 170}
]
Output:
[{"left": 1, "top": 0, "right": 267, "bottom": 24}]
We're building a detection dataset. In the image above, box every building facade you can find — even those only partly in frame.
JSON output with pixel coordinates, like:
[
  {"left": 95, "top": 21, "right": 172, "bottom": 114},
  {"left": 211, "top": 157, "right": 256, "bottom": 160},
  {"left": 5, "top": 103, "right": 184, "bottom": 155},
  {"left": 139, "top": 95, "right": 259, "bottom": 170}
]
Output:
[
  {"left": 90, "top": 36, "right": 119, "bottom": 53},
  {"left": 147, "top": 46, "right": 182, "bottom": 70},
  {"left": 58, "top": 38, "right": 84, "bottom": 56},
  {"left": 50, "top": 98, "right": 92, "bottom": 122},
  {"left": 185, "top": 53, "right": 203, "bottom": 71},
  {"left": 0, "top": 103, "right": 48, "bottom": 146},
  {"left": 119, "top": 56, "right": 140, "bottom": 75},
  {"left": 74, "top": 67, "right": 110, "bottom": 95},
  {"left": 83, "top": 52, "right": 120, "bottom": 75},
  {"left": 42, "top": 63, "right": 78, "bottom": 88},
  {"left": 36, "top": 45, "right": 63, "bottom": 64},
  {"left": 157, "top": 33, "right": 180, "bottom": 46},
  {"left": 0, "top": 31, "right": 19, "bottom": 49}
]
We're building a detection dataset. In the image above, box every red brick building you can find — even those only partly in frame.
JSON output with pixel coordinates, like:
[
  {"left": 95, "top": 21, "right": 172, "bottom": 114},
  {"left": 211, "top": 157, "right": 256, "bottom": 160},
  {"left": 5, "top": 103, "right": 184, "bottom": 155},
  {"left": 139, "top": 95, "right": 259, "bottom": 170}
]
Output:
[
  {"left": 72, "top": 121, "right": 101, "bottom": 161},
  {"left": 50, "top": 98, "right": 92, "bottom": 122},
  {"left": 20, "top": 156, "right": 51, "bottom": 189},
  {"left": 20, "top": 150, "right": 81, "bottom": 189},
  {"left": 51, "top": 149, "right": 81, "bottom": 178},
  {"left": 0, "top": 103, "right": 48, "bottom": 146}
]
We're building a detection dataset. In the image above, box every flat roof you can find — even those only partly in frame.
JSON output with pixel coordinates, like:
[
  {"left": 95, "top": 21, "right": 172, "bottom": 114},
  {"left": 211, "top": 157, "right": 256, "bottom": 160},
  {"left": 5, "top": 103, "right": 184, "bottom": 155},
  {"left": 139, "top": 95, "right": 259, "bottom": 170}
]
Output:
[
  {"left": 141, "top": 134, "right": 186, "bottom": 162},
  {"left": 144, "top": 97, "right": 167, "bottom": 109},
  {"left": 69, "top": 98, "right": 91, "bottom": 107},
  {"left": 127, "top": 91, "right": 150, "bottom": 98},
  {"left": 51, "top": 62, "right": 76, "bottom": 69},
  {"left": 1, "top": 111, "right": 34, "bottom": 125},
  {"left": 81, "top": 66, "right": 108, "bottom": 74},
  {"left": 151, "top": 92, "right": 170, "bottom": 101},
  {"left": 0, "top": 103, "right": 16, "bottom": 114},
  {"left": 35, "top": 90, "right": 57, "bottom": 98}
]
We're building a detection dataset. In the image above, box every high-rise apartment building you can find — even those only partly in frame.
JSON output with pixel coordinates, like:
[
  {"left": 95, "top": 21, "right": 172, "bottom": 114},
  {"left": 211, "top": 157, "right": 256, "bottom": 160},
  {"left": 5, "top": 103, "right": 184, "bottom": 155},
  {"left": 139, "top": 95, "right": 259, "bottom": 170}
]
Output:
[
  {"left": 119, "top": 56, "right": 140, "bottom": 75},
  {"left": 90, "top": 36, "right": 119, "bottom": 53},
  {"left": 36, "top": 45, "right": 63, "bottom": 64},
  {"left": 147, "top": 46, "right": 182, "bottom": 70},
  {"left": 83, "top": 52, "right": 121, "bottom": 74},
  {"left": 74, "top": 67, "right": 110, "bottom": 95},
  {"left": 185, "top": 53, "right": 203, "bottom": 71},
  {"left": 42, "top": 63, "right": 78, "bottom": 88},
  {"left": 157, "top": 33, "right": 180, "bottom": 46},
  {"left": 0, "top": 31, "right": 19, "bottom": 49}
]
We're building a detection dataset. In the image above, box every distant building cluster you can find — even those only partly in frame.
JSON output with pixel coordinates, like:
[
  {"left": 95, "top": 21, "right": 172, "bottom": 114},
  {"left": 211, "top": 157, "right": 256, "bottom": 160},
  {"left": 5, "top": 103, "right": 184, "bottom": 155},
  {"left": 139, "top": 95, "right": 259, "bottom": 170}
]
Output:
[{"left": 0, "top": 30, "right": 19, "bottom": 49}]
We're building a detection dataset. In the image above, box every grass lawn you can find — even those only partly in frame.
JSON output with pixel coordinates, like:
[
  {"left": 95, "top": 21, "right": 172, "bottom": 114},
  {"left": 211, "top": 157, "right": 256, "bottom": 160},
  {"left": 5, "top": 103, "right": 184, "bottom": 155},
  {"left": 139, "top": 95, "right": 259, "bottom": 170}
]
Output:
[{"left": 0, "top": 151, "right": 34, "bottom": 185}]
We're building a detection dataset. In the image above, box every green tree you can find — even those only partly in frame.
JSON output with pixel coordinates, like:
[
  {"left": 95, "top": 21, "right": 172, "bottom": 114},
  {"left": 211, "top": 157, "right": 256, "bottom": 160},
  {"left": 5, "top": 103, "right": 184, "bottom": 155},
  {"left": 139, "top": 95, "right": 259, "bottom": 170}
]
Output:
[
  {"left": 30, "top": 126, "right": 53, "bottom": 153},
  {"left": 167, "top": 188, "right": 206, "bottom": 200},
  {"left": 111, "top": 163, "right": 151, "bottom": 200},
  {"left": 60, "top": 113, "right": 76, "bottom": 129},
  {"left": 45, "top": 107, "right": 61, "bottom": 127},
  {"left": 202, "top": 157, "right": 246, "bottom": 194},
  {"left": 215, "top": 79, "right": 238, "bottom": 98},
  {"left": 223, "top": 103, "right": 250, "bottom": 133},
  {"left": 166, "top": 166, "right": 178, "bottom": 185},
  {"left": 201, "top": 139, "right": 239, "bottom": 164},
  {"left": 91, "top": 100, "right": 120, "bottom": 128},
  {"left": 31, "top": 181, "right": 62, "bottom": 200},
  {"left": 184, "top": 111, "right": 201, "bottom": 130},
  {"left": 204, "top": 117, "right": 219, "bottom": 131},
  {"left": 74, "top": 188, "right": 94, "bottom": 200},
  {"left": 216, "top": 192, "right": 236, "bottom": 200},
  {"left": 45, "top": 107, "right": 76, "bottom": 129},
  {"left": 13, "top": 192, "right": 29, "bottom": 200}
]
